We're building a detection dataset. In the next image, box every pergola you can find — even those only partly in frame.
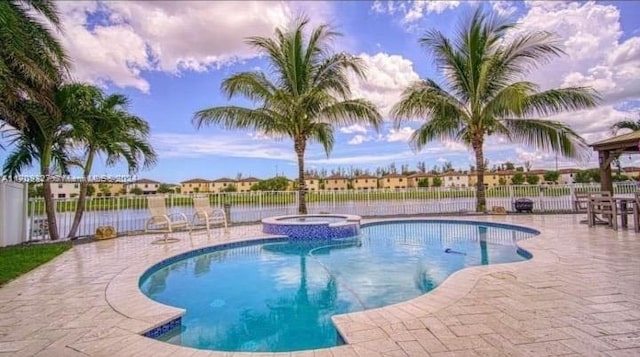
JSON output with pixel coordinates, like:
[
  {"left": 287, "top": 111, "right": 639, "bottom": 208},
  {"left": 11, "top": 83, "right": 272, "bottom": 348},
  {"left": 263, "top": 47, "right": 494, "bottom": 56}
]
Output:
[{"left": 590, "top": 130, "right": 640, "bottom": 193}]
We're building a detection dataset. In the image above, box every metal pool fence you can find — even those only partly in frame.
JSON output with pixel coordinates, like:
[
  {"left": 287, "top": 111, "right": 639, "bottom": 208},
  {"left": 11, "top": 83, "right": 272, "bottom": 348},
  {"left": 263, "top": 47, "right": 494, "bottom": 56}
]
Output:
[{"left": 27, "top": 182, "right": 639, "bottom": 240}]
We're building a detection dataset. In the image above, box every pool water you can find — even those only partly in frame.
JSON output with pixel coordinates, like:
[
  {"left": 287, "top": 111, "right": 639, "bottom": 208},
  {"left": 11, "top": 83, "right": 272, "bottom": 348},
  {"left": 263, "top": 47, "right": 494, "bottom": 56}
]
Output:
[{"left": 139, "top": 221, "right": 535, "bottom": 352}]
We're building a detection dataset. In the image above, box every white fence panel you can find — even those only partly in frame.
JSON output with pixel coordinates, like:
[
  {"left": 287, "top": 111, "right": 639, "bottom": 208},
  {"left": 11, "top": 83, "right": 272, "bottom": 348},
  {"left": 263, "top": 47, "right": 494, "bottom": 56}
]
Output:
[{"left": 0, "top": 182, "right": 27, "bottom": 246}]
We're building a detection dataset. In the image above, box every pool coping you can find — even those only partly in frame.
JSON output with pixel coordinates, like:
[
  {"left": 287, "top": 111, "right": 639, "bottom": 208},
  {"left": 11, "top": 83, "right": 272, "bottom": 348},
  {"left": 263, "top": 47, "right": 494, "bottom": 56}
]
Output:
[{"left": 104, "top": 216, "right": 554, "bottom": 355}]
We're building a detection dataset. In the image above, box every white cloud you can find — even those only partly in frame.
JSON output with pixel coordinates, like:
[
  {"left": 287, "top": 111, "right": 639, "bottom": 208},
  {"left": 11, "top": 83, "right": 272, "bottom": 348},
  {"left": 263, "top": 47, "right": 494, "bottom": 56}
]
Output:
[
  {"left": 340, "top": 124, "right": 368, "bottom": 134},
  {"left": 348, "top": 135, "right": 373, "bottom": 145},
  {"left": 515, "top": 1, "right": 640, "bottom": 106},
  {"left": 57, "top": 1, "right": 331, "bottom": 92},
  {"left": 492, "top": 1, "right": 517, "bottom": 17},
  {"left": 442, "top": 140, "right": 469, "bottom": 152},
  {"left": 386, "top": 127, "right": 415, "bottom": 142},
  {"left": 371, "top": 1, "right": 461, "bottom": 23},
  {"left": 307, "top": 150, "right": 418, "bottom": 165},
  {"left": 348, "top": 52, "right": 420, "bottom": 117},
  {"left": 153, "top": 133, "right": 294, "bottom": 160}
]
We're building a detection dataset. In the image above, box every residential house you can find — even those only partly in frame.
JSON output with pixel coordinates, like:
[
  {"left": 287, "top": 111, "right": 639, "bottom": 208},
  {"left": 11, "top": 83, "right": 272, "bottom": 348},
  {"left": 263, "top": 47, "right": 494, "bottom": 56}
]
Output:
[
  {"left": 441, "top": 171, "right": 469, "bottom": 188},
  {"left": 237, "top": 177, "right": 260, "bottom": 192},
  {"left": 210, "top": 177, "right": 237, "bottom": 193},
  {"left": 50, "top": 182, "right": 80, "bottom": 198},
  {"left": 305, "top": 176, "right": 320, "bottom": 191},
  {"left": 467, "top": 170, "right": 512, "bottom": 188},
  {"left": 324, "top": 174, "right": 349, "bottom": 191},
  {"left": 180, "top": 178, "right": 211, "bottom": 194},
  {"left": 94, "top": 182, "right": 126, "bottom": 196},
  {"left": 352, "top": 174, "right": 378, "bottom": 190},
  {"left": 380, "top": 173, "right": 408, "bottom": 190},
  {"left": 622, "top": 166, "right": 640, "bottom": 180},
  {"left": 128, "top": 178, "right": 161, "bottom": 194},
  {"left": 559, "top": 168, "right": 579, "bottom": 184},
  {"left": 407, "top": 173, "right": 433, "bottom": 188}
]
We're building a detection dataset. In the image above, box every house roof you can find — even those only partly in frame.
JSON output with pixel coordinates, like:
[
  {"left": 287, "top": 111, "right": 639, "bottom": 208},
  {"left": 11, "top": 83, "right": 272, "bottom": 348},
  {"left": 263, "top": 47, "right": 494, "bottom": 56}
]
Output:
[
  {"left": 211, "top": 177, "right": 236, "bottom": 183},
  {"left": 408, "top": 172, "right": 433, "bottom": 178},
  {"left": 238, "top": 177, "right": 260, "bottom": 182},
  {"left": 381, "top": 173, "right": 406, "bottom": 178},
  {"left": 353, "top": 174, "right": 378, "bottom": 179},
  {"left": 325, "top": 174, "right": 348, "bottom": 180},
  {"left": 180, "top": 178, "right": 210, "bottom": 184},
  {"left": 132, "top": 178, "right": 161, "bottom": 184}
]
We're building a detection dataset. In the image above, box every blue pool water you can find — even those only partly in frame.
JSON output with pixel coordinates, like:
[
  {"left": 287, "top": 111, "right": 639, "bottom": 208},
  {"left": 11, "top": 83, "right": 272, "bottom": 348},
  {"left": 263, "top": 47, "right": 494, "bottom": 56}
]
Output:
[{"left": 139, "top": 220, "right": 536, "bottom": 352}]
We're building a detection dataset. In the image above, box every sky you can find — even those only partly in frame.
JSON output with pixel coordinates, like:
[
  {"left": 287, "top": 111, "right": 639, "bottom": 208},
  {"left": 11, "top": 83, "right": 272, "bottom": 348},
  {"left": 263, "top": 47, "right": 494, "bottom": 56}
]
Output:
[{"left": 2, "top": 0, "right": 640, "bottom": 183}]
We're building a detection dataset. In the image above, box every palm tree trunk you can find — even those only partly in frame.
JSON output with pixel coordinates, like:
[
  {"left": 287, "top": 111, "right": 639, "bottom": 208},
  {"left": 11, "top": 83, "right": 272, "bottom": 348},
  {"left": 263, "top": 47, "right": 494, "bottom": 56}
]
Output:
[
  {"left": 41, "top": 157, "right": 60, "bottom": 241},
  {"left": 295, "top": 138, "right": 307, "bottom": 214},
  {"left": 472, "top": 137, "right": 486, "bottom": 213},
  {"left": 67, "top": 151, "right": 94, "bottom": 238}
]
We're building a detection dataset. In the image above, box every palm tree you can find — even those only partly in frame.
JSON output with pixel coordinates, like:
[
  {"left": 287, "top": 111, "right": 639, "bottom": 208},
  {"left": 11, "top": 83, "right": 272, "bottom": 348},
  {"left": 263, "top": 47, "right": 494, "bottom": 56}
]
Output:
[
  {"left": 391, "top": 9, "right": 599, "bottom": 212},
  {"left": 2, "top": 93, "right": 74, "bottom": 241},
  {"left": 610, "top": 114, "right": 640, "bottom": 134},
  {"left": 65, "top": 84, "right": 156, "bottom": 239},
  {"left": 193, "top": 17, "right": 382, "bottom": 214},
  {"left": 0, "top": 0, "right": 69, "bottom": 127}
]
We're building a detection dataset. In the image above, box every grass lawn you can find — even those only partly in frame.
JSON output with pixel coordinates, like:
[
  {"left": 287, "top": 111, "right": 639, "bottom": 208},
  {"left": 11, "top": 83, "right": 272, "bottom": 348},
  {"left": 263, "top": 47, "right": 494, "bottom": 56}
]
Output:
[{"left": 0, "top": 242, "right": 72, "bottom": 286}]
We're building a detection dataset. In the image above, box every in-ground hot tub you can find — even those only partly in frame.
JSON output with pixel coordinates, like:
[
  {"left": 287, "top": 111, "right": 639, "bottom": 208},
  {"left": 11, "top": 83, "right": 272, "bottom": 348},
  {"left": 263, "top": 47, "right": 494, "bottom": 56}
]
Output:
[{"left": 262, "top": 214, "right": 361, "bottom": 239}]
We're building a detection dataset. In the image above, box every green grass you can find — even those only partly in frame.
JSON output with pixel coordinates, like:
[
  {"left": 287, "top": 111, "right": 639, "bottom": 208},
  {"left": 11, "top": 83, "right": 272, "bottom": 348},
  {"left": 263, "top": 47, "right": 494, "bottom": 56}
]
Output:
[{"left": 0, "top": 242, "right": 72, "bottom": 286}]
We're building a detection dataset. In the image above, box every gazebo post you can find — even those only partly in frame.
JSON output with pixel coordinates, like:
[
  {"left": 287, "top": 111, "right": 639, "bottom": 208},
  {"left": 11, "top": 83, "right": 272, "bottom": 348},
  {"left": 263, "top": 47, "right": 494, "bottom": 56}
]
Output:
[{"left": 599, "top": 150, "right": 613, "bottom": 194}]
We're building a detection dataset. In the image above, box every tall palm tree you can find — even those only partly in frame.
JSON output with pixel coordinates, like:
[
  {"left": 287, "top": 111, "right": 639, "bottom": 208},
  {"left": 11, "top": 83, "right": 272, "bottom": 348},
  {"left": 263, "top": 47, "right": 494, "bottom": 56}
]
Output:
[
  {"left": 0, "top": 0, "right": 69, "bottom": 127},
  {"left": 391, "top": 9, "right": 599, "bottom": 212},
  {"left": 65, "top": 84, "right": 156, "bottom": 238},
  {"left": 194, "top": 17, "right": 382, "bottom": 214},
  {"left": 2, "top": 93, "right": 74, "bottom": 241},
  {"left": 610, "top": 114, "right": 640, "bottom": 134}
]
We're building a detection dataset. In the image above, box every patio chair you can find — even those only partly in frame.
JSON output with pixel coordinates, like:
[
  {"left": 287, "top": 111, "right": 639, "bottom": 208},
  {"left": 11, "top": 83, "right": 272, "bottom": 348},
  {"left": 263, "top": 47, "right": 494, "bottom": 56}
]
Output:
[
  {"left": 588, "top": 194, "right": 617, "bottom": 230},
  {"left": 633, "top": 192, "right": 640, "bottom": 232},
  {"left": 145, "top": 196, "right": 190, "bottom": 244},
  {"left": 191, "top": 197, "right": 228, "bottom": 238}
]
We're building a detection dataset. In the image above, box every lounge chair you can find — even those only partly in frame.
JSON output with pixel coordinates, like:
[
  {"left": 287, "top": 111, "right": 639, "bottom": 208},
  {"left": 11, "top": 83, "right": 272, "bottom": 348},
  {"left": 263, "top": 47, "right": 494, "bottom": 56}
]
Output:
[
  {"left": 191, "top": 197, "right": 228, "bottom": 238},
  {"left": 145, "top": 196, "right": 190, "bottom": 244}
]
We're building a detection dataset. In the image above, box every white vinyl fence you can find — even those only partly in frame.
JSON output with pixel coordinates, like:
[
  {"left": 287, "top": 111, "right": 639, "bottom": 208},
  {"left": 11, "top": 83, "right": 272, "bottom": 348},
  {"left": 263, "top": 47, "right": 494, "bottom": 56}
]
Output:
[
  {"left": 0, "top": 182, "right": 28, "bottom": 247},
  {"left": 26, "top": 182, "right": 639, "bottom": 241}
]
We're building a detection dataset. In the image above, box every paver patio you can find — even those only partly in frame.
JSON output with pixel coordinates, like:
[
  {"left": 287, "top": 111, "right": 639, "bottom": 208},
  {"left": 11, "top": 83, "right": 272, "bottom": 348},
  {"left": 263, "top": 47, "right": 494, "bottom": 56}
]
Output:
[{"left": 0, "top": 215, "right": 638, "bottom": 356}]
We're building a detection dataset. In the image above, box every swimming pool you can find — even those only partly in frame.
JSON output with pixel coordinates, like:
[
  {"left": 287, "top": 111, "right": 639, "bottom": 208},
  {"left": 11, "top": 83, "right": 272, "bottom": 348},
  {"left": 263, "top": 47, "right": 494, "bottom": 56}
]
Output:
[{"left": 139, "top": 220, "right": 537, "bottom": 352}]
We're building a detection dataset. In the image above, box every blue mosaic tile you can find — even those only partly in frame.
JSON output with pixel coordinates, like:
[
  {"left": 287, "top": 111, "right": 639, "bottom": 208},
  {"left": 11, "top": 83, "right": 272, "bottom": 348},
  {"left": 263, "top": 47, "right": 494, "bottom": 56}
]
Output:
[
  {"left": 143, "top": 316, "right": 182, "bottom": 338},
  {"left": 263, "top": 221, "right": 360, "bottom": 240}
]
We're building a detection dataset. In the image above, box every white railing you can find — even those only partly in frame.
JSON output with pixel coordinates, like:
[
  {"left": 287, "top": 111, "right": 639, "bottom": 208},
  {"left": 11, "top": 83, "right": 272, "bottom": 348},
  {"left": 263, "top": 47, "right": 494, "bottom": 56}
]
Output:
[{"left": 26, "top": 182, "right": 639, "bottom": 240}]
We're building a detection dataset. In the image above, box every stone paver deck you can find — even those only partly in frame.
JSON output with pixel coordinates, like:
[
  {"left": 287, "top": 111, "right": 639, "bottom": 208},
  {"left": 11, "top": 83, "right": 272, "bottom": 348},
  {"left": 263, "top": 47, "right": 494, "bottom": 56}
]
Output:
[{"left": 0, "top": 215, "right": 639, "bottom": 357}]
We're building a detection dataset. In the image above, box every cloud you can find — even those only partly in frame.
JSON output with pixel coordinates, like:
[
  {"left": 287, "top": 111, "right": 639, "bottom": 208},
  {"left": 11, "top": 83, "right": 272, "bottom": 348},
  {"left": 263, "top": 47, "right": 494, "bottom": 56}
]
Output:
[
  {"left": 348, "top": 53, "right": 420, "bottom": 117},
  {"left": 348, "top": 135, "right": 373, "bottom": 145},
  {"left": 153, "top": 133, "right": 294, "bottom": 160},
  {"left": 386, "top": 127, "right": 415, "bottom": 142},
  {"left": 307, "top": 150, "right": 418, "bottom": 165},
  {"left": 372, "top": 1, "right": 461, "bottom": 23},
  {"left": 491, "top": 1, "right": 517, "bottom": 17},
  {"left": 57, "top": 1, "right": 331, "bottom": 92},
  {"left": 340, "top": 124, "right": 368, "bottom": 134},
  {"left": 515, "top": 1, "right": 640, "bottom": 106}
]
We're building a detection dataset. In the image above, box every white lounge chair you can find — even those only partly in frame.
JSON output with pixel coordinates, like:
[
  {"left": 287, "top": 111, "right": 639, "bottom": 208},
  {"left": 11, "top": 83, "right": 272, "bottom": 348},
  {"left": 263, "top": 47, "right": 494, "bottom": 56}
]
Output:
[
  {"left": 191, "top": 196, "right": 228, "bottom": 238},
  {"left": 145, "top": 196, "right": 190, "bottom": 244}
]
